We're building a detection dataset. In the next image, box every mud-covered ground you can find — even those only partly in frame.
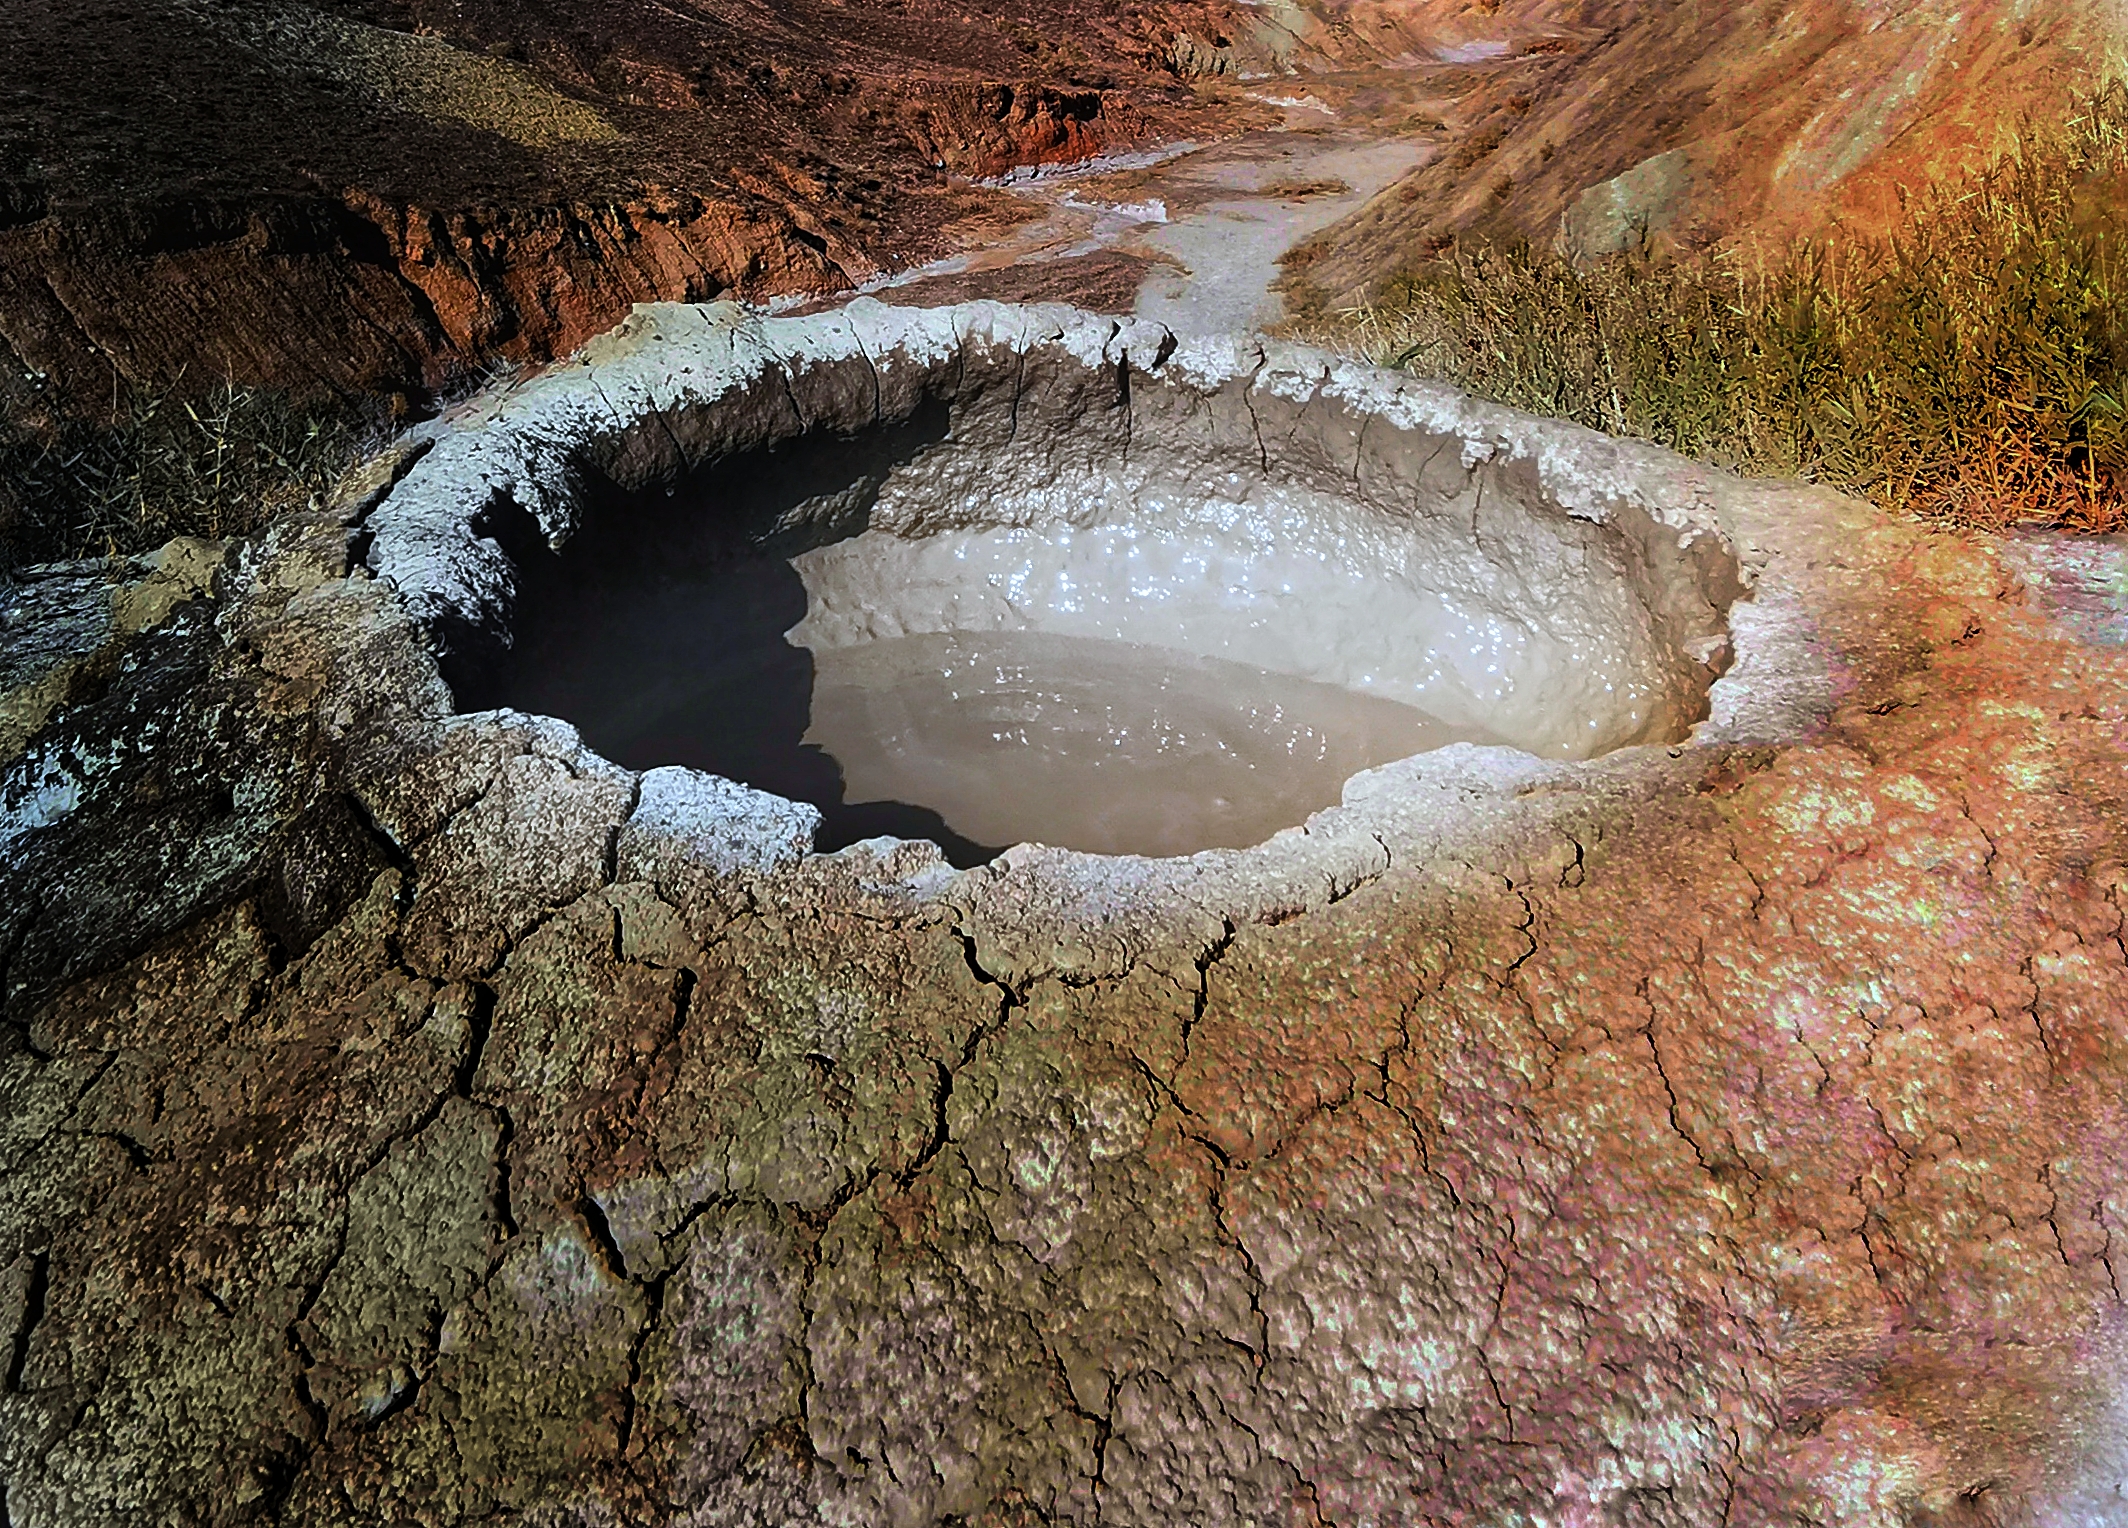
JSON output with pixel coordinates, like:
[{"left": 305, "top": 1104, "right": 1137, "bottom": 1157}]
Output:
[{"left": 6, "top": 307, "right": 2128, "bottom": 1523}]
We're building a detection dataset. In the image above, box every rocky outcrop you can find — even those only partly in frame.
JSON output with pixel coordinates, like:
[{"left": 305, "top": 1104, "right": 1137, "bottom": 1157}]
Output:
[
  {"left": 907, "top": 85, "right": 1144, "bottom": 179},
  {"left": 0, "top": 182, "right": 860, "bottom": 415},
  {"left": 5, "top": 302, "right": 2128, "bottom": 1524},
  {"left": 0, "top": 537, "right": 229, "bottom": 762}
]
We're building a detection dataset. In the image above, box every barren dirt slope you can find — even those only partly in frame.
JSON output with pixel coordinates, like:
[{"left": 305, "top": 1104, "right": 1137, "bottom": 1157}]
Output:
[
  {"left": 7, "top": 0, "right": 2123, "bottom": 417},
  {"left": 1287, "top": 0, "right": 2128, "bottom": 309},
  {"left": 0, "top": 0, "right": 1250, "bottom": 416}
]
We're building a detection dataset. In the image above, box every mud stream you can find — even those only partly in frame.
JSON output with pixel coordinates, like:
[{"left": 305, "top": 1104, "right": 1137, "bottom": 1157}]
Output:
[{"left": 849, "top": 43, "right": 1508, "bottom": 330}]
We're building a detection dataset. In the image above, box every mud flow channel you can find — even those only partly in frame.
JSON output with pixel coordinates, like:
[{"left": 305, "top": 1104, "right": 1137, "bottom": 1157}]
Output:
[{"left": 396, "top": 305, "right": 1743, "bottom": 866}]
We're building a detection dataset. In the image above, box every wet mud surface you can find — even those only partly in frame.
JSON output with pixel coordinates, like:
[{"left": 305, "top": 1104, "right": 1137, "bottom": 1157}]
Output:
[
  {"left": 6, "top": 306, "right": 2128, "bottom": 1526},
  {"left": 805, "top": 630, "right": 1467, "bottom": 859}
]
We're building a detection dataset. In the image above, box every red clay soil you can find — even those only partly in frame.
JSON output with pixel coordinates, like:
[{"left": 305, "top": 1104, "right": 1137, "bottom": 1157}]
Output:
[
  {"left": 0, "top": 0, "right": 1250, "bottom": 417},
  {"left": 791, "top": 248, "right": 1162, "bottom": 315},
  {"left": 1285, "top": 0, "right": 2125, "bottom": 310},
  {"left": 8, "top": 0, "right": 2119, "bottom": 417}
]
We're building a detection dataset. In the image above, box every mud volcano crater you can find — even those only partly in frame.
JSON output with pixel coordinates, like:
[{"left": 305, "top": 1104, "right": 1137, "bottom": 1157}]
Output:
[{"left": 368, "top": 301, "right": 1747, "bottom": 866}]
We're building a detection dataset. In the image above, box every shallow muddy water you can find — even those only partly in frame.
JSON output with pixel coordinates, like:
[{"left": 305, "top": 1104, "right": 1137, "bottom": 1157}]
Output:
[
  {"left": 495, "top": 553, "right": 1474, "bottom": 863},
  {"left": 807, "top": 629, "right": 1473, "bottom": 858}
]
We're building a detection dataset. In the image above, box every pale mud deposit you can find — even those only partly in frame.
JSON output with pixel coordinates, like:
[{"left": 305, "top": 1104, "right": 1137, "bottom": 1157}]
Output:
[
  {"left": 857, "top": 124, "right": 1428, "bottom": 335},
  {"left": 7, "top": 302, "right": 2128, "bottom": 1526},
  {"left": 798, "top": 631, "right": 1469, "bottom": 860},
  {"left": 1122, "top": 135, "right": 1427, "bottom": 334},
  {"left": 388, "top": 301, "right": 1740, "bottom": 864}
]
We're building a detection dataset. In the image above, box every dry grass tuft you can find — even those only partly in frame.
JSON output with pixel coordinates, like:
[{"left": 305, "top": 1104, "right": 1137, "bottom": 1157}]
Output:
[
  {"left": 252, "top": 7, "right": 621, "bottom": 149},
  {"left": 0, "top": 383, "right": 379, "bottom": 576},
  {"left": 1259, "top": 177, "right": 1354, "bottom": 201},
  {"left": 1315, "top": 81, "right": 2128, "bottom": 532}
]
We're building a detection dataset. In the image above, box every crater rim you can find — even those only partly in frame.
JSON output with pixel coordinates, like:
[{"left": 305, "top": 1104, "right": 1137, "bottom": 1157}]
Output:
[{"left": 361, "top": 298, "right": 1754, "bottom": 886}]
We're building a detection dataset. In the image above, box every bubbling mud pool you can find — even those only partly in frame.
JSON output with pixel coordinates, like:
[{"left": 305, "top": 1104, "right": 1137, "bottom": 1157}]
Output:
[
  {"left": 503, "top": 603, "right": 1485, "bottom": 862},
  {"left": 392, "top": 304, "right": 1744, "bottom": 868},
  {"left": 807, "top": 632, "right": 1477, "bottom": 859}
]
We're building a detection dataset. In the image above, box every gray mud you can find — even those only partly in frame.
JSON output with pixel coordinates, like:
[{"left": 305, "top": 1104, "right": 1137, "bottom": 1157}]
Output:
[{"left": 808, "top": 630, "right": 1477, "bottom": 859}]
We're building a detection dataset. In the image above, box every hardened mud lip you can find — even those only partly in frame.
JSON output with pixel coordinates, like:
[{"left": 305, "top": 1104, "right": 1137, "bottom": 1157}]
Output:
[{"left": 351, "top": 296, "right": 1865, "bottom": 966}]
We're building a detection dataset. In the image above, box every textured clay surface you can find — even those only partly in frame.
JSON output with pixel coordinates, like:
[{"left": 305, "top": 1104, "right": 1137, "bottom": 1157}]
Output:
[{"left": 5, "top": 302, "right": 2128, "bottom": 1525}]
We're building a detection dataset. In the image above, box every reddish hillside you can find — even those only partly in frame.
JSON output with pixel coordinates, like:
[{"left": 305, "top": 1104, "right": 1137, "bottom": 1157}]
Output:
[
  {"left": 1286, "top": 0, "right": 2127, "bottom": 308},
  {"left": 7, "top": 0, "right": 2121, "bottom": 419},
  {"left": 0, "top": 0, "right": 1251, "bottom": 416}
]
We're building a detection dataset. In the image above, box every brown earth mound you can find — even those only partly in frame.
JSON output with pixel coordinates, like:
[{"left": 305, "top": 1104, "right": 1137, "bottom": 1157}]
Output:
[{"left": 9, "top": 302, "right": 2128, "bottom": 1528}]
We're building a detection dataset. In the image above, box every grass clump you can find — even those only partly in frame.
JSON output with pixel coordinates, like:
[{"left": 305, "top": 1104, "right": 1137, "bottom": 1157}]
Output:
[
  {"left": 0, "top": 382, "right": 378, "bottom": 576},
  {"left": 1327, "top": 81, "right": 2128, "bottom": 532}
]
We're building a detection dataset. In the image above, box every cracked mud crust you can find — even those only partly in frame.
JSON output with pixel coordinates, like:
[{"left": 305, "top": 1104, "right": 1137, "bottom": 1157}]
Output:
[{"left": 6, "top": 302, "right": 2128, "bottom": 1524}]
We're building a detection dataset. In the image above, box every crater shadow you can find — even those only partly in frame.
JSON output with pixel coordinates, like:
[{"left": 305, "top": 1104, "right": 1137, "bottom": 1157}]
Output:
[{"left": 463, "top": 403, "right": 1005, "bottom": 868}]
